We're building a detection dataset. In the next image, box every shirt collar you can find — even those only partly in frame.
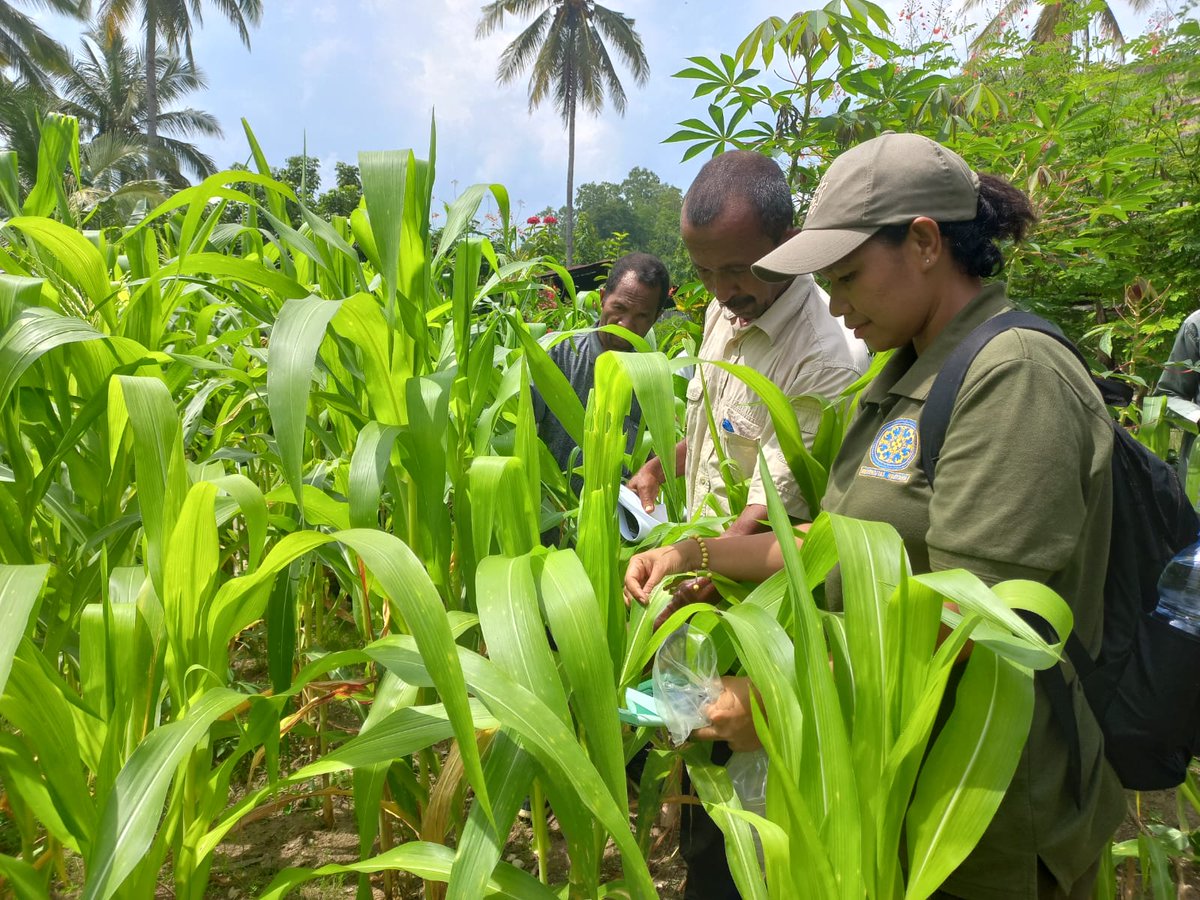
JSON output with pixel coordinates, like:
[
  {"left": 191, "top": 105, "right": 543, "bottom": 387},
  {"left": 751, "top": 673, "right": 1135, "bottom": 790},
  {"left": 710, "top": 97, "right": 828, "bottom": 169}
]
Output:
[
  {"left": 861, "top": 282, "right": 1012, "bottom": 405},
  {"left": 585, "top": 329, "right": 605, "bottom": 354}
]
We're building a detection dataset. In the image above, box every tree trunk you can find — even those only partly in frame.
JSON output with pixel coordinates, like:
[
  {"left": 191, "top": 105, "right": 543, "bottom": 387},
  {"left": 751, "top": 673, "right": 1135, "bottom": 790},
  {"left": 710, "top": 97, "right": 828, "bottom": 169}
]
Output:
[
  {"left": 144, "top": 0, "right": 159, "bottom": 178},
  {"left": 565, "top": 92, "right": 576, "bottom": 267}
]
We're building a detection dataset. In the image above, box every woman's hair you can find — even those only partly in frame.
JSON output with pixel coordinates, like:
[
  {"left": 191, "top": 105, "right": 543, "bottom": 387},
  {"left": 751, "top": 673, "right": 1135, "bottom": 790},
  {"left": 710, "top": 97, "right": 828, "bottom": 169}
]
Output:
[{"left": 874, "top": 173, "right": 1036, "bottom": 278}]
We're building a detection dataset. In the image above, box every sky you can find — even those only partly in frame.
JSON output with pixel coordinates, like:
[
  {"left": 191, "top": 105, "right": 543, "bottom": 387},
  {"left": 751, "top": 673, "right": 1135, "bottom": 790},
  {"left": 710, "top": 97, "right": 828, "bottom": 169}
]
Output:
[{"left": 32, "top": 0, "right": 1161, "bottom": 218}]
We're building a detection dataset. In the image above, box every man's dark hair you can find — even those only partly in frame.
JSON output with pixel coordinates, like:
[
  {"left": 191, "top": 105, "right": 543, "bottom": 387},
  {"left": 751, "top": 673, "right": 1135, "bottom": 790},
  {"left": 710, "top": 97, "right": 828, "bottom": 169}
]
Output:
[
  {"left": 682, "top": 150, "right": 794, "bottom": 243},
  {"left": 606, "top": 252, "right": 672, "bottom": 312}
]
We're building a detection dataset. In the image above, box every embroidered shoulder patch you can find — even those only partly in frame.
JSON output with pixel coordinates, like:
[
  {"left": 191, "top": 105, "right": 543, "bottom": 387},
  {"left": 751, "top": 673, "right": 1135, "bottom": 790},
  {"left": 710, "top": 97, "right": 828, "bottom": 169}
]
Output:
[{"left": 859, "top": 417, "right": 918, "bottom": 483}]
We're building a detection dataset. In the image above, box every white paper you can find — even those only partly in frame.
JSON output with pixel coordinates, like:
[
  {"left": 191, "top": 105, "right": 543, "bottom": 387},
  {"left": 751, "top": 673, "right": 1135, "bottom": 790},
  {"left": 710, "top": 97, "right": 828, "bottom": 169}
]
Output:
[{"left": 617, "top": 484, "right": 669, "bottom": 542}]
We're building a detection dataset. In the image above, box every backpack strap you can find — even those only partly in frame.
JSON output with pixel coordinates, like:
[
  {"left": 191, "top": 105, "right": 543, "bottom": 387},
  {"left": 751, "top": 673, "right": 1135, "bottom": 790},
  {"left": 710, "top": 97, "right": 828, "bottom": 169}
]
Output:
[
  {"left": 919, "top": 310, "right": 1080, "bottom": 486},
  {"left": 918, "top": 309, "right": 1090, "bottom": 807}
]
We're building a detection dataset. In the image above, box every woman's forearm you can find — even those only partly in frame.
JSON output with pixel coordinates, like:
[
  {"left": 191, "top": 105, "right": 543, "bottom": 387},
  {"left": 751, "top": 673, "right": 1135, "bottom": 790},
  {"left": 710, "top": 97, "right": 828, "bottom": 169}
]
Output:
[{"left": 702, "top": 526, "right": 805, "bottom": 581}]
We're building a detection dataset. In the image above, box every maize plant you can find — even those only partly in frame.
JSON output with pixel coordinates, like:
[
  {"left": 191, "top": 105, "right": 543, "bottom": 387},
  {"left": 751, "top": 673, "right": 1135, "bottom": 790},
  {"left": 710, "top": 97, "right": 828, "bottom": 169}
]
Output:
[{"left": 0, "top": 113, "right": 1062, "bottom": 899}]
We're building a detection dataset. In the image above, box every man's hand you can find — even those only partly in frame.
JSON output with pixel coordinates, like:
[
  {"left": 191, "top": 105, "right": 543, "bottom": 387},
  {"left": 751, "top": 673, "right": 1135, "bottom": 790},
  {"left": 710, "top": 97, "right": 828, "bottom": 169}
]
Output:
[
  {"left": 693, "top": 676, "right": 763, "bottom": 753},
  {"left": 627, "top": 458, "right": 665, "bottom": 513}
]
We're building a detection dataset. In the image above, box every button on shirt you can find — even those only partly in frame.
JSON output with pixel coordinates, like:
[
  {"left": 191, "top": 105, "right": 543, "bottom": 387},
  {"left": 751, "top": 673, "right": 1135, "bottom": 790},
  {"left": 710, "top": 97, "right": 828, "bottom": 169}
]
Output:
[{"left": 684, "top": 274, "right": 869, "bottom": 520}]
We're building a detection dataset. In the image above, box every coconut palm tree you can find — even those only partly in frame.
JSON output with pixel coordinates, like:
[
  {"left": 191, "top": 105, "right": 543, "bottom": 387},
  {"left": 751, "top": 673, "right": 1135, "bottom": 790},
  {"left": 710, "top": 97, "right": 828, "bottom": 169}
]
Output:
[
  {"left": 59, "top": 28, "right": 221, "bottom": 186},
  {"left": 0, "top": 0, "right": 85, "bottom": 89},
  {"left": 476, "top": 0, "right": 649, "bottom": 265},
  {"left": 95, "top": 0, "right": 260, "bottom": 176},
  {"left": 965, "top": 0, "right": 1151, "bottom": 54}
]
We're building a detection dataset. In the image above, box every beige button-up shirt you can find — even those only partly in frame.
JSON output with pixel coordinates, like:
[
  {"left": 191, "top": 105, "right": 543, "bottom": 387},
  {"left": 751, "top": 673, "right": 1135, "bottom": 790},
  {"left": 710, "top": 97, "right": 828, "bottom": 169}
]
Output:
[{"left": 684, "top": 274, "right": 869, "bottom": 519}]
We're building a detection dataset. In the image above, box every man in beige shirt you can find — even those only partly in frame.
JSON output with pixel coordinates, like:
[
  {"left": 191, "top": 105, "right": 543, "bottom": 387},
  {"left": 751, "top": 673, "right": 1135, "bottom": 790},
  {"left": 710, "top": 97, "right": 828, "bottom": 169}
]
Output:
[
  {"left": 625, "top": 150, "right": 867, "bottom": 900},
  {"left": 628, "top": 150, "right": 867, "bottom": 533}
]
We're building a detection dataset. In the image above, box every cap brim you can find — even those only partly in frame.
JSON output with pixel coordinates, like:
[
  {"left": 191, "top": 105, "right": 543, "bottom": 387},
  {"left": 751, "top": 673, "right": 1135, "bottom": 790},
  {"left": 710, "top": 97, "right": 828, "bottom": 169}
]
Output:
[{"left": 752, "top": 227, "right": 879, "bottom": 282}]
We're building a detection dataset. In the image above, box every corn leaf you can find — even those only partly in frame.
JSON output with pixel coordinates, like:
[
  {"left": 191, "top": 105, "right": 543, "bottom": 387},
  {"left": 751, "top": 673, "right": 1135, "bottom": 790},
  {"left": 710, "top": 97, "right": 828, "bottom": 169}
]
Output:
[{"left": 0, "top": 564, "right": 48, "bottom": 697}]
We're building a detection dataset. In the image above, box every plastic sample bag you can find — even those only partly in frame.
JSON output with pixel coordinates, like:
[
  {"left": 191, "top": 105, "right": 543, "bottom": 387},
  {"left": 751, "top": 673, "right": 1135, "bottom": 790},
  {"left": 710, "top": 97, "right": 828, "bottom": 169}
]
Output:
[{"left": 652, "top": 625, "right": 723, "bottom": 746}]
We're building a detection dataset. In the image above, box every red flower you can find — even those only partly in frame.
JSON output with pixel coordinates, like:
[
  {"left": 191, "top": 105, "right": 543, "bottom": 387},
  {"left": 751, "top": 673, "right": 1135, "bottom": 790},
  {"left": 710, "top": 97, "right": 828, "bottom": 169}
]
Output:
[
  {"left": 543, "top": 215, "right": 558, "bottom": 225},
  {"left": 527, "top": 215, "right": 541, "bottom": 224}
]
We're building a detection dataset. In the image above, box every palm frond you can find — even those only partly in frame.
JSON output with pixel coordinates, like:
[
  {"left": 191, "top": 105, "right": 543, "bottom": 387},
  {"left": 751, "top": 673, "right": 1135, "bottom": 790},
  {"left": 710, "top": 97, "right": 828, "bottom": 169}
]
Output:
[
  {"left": 497, "top": 8, "right": 553, "bottom": 86},
  {"left": 590, "top": 3, "right": 648, "bottom": 86}
]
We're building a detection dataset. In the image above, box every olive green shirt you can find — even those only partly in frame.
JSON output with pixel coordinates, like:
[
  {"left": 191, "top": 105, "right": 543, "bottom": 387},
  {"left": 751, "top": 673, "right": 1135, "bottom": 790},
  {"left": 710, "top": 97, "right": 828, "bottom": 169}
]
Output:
[{"left": 824, "top": 284, "right": 1125, "bottom": 899}]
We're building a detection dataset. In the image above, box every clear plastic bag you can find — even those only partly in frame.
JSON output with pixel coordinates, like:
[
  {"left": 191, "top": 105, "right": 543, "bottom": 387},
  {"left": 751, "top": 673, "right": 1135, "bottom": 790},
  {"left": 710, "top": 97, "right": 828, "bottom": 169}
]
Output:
[
  {"left": 652, "top": 626, "right": 769, "bottom": 831},
  {"left": 726, "top": 748, "right": 768, "bottom": 818},
  {"left": 652, "top": 625, "right": 723, "bottom": 746}
]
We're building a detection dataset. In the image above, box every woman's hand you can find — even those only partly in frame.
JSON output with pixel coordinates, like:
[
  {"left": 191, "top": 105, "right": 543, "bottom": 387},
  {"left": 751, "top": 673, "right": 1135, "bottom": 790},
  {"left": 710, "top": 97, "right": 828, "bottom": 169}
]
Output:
[
  {"left": 693, "top": 676, "right": 763, "bottom": 752},
  {"left": 623, "top": 540, "right": 700, "bottom": 605}
]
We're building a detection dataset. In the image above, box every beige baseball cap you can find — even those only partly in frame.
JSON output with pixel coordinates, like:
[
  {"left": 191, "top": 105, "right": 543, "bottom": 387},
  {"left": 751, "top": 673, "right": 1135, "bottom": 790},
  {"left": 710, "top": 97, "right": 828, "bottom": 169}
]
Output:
[{"left": 752, "top": 133, "right": 980, "bottom": 281}]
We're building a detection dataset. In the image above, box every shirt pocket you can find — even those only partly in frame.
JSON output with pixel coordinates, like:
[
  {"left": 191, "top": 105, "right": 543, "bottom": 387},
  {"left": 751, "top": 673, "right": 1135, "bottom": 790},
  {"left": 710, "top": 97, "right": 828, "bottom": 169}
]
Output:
[{"left": 721, "top": 403, "right": 767, "bottom": 481}]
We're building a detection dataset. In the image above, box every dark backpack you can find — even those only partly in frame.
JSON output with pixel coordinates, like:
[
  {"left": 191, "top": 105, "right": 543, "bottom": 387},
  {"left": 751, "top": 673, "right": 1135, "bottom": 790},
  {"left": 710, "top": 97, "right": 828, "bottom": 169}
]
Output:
[{"left": 920, "top": 310, "right": 1200, "bottom": 793}]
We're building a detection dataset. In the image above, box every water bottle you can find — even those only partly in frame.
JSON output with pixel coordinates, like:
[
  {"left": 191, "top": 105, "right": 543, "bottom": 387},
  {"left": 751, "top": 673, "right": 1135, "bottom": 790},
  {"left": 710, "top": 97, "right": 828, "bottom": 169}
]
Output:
[{"left": 1154, "top": 539, "right": 1200, "bottom": 637}]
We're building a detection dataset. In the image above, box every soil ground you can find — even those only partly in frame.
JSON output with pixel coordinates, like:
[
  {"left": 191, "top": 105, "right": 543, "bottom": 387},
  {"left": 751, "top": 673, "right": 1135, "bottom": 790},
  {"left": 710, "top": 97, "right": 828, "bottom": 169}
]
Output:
[
  {"left": 202, "top": 784, "right": 1192, "bottom": 899},
  {"left": 2, "top": 779, "right": 1198, "bottom": 897},
  {"left": 209, "top": 791, "right": 687, "bottom": 899}
]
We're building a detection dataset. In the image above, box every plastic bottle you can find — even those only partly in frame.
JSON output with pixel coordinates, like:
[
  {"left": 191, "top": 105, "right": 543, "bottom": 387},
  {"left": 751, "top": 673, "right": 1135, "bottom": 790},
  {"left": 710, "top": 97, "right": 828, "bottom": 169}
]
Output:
[{"left": 1154, "top": 539, "right": 1200, "bottom": 637}]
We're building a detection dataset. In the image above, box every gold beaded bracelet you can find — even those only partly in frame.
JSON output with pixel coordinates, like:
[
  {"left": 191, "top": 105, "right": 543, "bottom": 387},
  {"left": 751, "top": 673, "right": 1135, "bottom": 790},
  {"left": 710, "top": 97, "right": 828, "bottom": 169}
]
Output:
[{"left": 691, "top": 535, "right": 710, "bottom": 572}]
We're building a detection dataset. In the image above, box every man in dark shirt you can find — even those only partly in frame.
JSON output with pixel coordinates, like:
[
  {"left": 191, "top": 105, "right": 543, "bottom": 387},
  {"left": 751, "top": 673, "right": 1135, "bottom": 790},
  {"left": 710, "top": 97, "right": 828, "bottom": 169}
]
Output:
[{"left": 534, "top": 252, "right": 672, "bottom": 484}]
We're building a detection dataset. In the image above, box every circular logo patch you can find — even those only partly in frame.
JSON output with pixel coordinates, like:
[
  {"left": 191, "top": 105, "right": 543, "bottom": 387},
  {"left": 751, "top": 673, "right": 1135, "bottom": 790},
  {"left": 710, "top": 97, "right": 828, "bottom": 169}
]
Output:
[{"left": 869, "top": 418, "right": 919, "bottom": 471}]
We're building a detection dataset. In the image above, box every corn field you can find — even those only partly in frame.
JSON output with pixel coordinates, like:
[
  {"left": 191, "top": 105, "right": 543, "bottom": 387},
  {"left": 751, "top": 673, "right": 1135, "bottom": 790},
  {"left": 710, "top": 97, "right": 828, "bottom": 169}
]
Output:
[{"left": 0, "top": 114, "right": 1078, "bottom": 899}]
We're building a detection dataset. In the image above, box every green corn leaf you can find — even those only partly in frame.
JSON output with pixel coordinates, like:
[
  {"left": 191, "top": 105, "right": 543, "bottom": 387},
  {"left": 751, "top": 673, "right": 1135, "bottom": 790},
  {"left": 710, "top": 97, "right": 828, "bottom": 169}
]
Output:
[
  {"left": 267, "top": 296, "right": 343, "bottom": 516},
  {"left": 0, "top": 274, "right": 44, "bottom": 332},
  {"left": 0, "top": 732, "right": 82, "bottom": 854},
  {"left": 0, "top": 150, "right": 21, "bottom": 215},
  {"left": 919, "top": 572, "right": 1069, "bottom": 671},
  {"left": 515, "top": 322, "right": 585, "bottom": 448},
  {"left": 0, "top": 309, "right": 111, "bottom": 410},
  {"left": 368, "top": 635, "right": 658, "bottom": 899},
  {"left": 292, "top": 700, "right": 499, "bottom": 779},
  {"left": 118, "top": 168, "right": 296, "bottom": 250},
  {"left": 764, "top": 494, "right": 861, "bottom": 896},
  {"left": 162, "top": 482, "right": 220, "bottom": 700},
  {"left": 148, "top": 252, "right": 308, "bottom": 302},
  {"left": 709, "top": 359, "right": 830, "bottom": 516},
  {"left": 434, "top": 183, "right": 508, "bottom": 267},
  {"left": 332, "top": 292, "right": 407, "bottom": 425},
  {"left": 241, "top": 119, "right": 291, "bottom": 222},
  {"left": 476, "top": 554, "right": 569, "bottom": 720},
  {"left": 0, "top": 852, "right": 49, "bottom": 899},
  {"left": 682, "top": 745, "right": 772, "bottom": 900},
  {"left": 0, "top": 564, "right": 48, "bottom": 697},
  {"left": 603, "top": 350, "right": 685, "bottom": 519},
  {"left": 348, "top": 421, "right": 403, "bottom": 529},
  {"left": 207, "top": 474, "right": 268, "bottom": 570},
  {"left": 206, "top": 528, "right": 496, "bottom": 824},
  {"left": 259, "top": 841, "right": 557, "bottom": 900},
  {"left": 538, "top": 550, "right": 627, "bottom": 807},
  {"left": 1, "top": 643, "right": 100, "bottom": 852},
  {"left": 468, "top": 457, "right": 539, "bottom": 558},
  {"left": 82, "top": 688, "right": 246, "bottom": 900},
  {"left": 23, "top": 113, "right": 80, "bottom": 223},
  {"left": 830, "top": 514, "right": 902, "bottom": 813},
  {"left": 904, "top": 649, "right": 1034, "bottom": 899},
  {"left": 351, "top": 671, "right": 418, "bottom": 897},
  {"left": 4, "top": 217, "right": 112, "bottom": 318},
  {"left": 111, "top": 375, "right": 188, "bottom": 601},
  {"left": 447, "top": 730, "right": 538, "bottom": 900},
  {"left": 358, "top": 151, "right": 409, "bottom": 327}
]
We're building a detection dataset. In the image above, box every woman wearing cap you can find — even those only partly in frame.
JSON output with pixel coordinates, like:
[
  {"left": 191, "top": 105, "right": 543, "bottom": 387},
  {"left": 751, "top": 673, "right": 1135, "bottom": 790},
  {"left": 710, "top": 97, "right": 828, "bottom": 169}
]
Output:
[{"left": 624, "top": 133, "right": 1124, "bottom": 899}]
